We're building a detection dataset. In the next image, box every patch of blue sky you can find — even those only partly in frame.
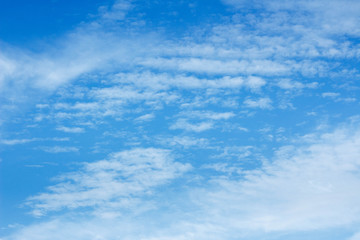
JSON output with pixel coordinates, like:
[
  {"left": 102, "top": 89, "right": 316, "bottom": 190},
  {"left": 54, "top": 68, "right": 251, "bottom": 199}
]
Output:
[{"left": 0, "top": 0, "right": 115, "bottom": 44}]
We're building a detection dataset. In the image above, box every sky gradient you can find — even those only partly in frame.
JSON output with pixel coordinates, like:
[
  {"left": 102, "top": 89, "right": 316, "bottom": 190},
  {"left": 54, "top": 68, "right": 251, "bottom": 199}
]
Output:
[{"left": 1, "top": 0, "right": 360, "bottom": 239}]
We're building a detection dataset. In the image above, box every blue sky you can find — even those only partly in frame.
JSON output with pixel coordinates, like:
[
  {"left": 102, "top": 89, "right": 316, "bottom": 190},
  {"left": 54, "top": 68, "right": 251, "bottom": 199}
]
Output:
[{"left": 1, "top": 0, "right": 360, "bottom": 239}]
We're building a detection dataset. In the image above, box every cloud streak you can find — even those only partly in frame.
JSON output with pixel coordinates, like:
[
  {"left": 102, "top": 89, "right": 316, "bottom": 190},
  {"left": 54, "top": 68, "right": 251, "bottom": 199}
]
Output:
[{"left": 26, "top": 148, "right": 191, "bottom": 217}]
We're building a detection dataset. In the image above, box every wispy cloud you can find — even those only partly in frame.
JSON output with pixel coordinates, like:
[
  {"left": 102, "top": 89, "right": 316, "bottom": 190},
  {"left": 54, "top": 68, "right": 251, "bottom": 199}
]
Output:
[
  {"left": 277, "top": 79, "right": 318, "bottom": 90},
  {"left": 134, "top": 113, "right": 155, "bottom": 122},
  {"left": 26, "top": 148, "right": 191, "bottom": 217},
  {"left": 0, "top": 137, "right": 69, "bottom": 145},
  {"left": 56, "top": 126, "right": 85, "bottom": 133},
  {"left": 184, "top": 111, "right": 236, "bottom": 120},
  {"left": 193, "top": 126, "right": 360, "bottom": 234},
  {"left": 0, "top": 138, "right": 38, "bottom": 145},
  {"left": 322, "top": 92, "right": 340, "bottom": 98},
  {"left": 139, "top": 58, "right": 291, "bottom": 76},
  {"left": 211, "top": 145, "right": 254, "bottom": 160},
  {"left": 244, "top": 97, "right": 273, "bottom": 109},
  {"left": 170, "top": 119, "right": 214, "bottom": 132},
  {"left": 156, "top": 136, "right": 210, "bottom": 149},
  {"left": 99, "top": 0, "right": 133, "bottom": 21},
  {"left": 223, "top": 0, "right": 360, "bottom": 37},
  {"left": 5, "top": 124, "right": 360, "bottom": 239},
  {"left": 2, "top": 0, "right": 360, "bottom": 239},
  {"left": 113, "top": 72, "right": 267, "bottom": 91},
  {"left": 40, "top": 146, "right": 79, "bottom": 153}
]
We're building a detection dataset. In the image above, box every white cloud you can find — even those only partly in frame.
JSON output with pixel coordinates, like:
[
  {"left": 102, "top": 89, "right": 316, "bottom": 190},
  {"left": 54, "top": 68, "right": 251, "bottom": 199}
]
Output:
[
  {"left": 212, "top": 145, "right": 254, "bottom": 160},
  {"left": 139, "top": 58, "right": 291, "bottom": 76},
  {"left": 167, "top": 111, "right": 236, "bottom": 133},
  {"left": 277, "top": 79, "right": 318, "bottom": 90},
  {"left": 4, "top": 125, "right": 360, "bottom": 240},
  {"left": 1, "top": 0, "right": 357, "bottom": 119},
  {"left": 193, "top": 125, "right": 360, "bottom": 233},
  {"left": 0, "top": 3, "right": 153, "bottom": 112},
  {"left": 0, "top": 138, "right": 38, "bottom": 145},
  {"left": 244, "top": 97, "right": 272, "bottom": 109},
  {"left": 26, "top": 148, "right": 191, "bottom": 216},
  {"left": 99, "top": 0, "right": 133, "bottom": 21},
  {"left": 3, "top": 0, "right": 355, "bottom": 129},
  {"left": 157, "top": 136, "right": 210, "bottom": 149},
  {"left": 114, "top": 72, "right": 266, "bottom": 91},
  {"left": 245, "top": 76, "right": 267, "bottom": 90},
  {"left": 51, "top": 137, "right": 70, "bottom": 142},
  {"left": 238, "top": 127, "right": 249, "bottom": 132},
  {"left": 222, "top": 0, "right": 360, "bottom": 37},
  {"left": 170, "top": 119, "right": 214, "bottom": 132},
  {"left": 322, "top": 92, "right": 340, "bottom": 98},
  {"left": 134, "top": 113, "right": 155, "bottom": 122},
  {"left": 348, "top": 232, "right": 360, "bottom": 240},
  {"left": 0, "top": 137, "right": 69, "bottom": 146},
  {"left": 201, "top": 112, "right": 235, "bottom": 120},
  {"left": 56, "top": 126, "right": 85, "bottom": 133},
  {"left": 2, "top": 0, "right": 360, "bottom": 239},
  {"left": 202, "top": 162, "right": 243, "bottom": 175},
  {"left": 0, "top": 53, "right": 16, "bottom": 89},
  {"left": 90, "top": 86, "right": 179, "bottom": 105},
  {"left": 181, "top": 111, "right": 236, "bottom": 120},
  {"left": 35, "top": 103, "right": 49, "bottom": 109},
  {"left": 40, "top": 146, "right": 79, "bottom": 153}
]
